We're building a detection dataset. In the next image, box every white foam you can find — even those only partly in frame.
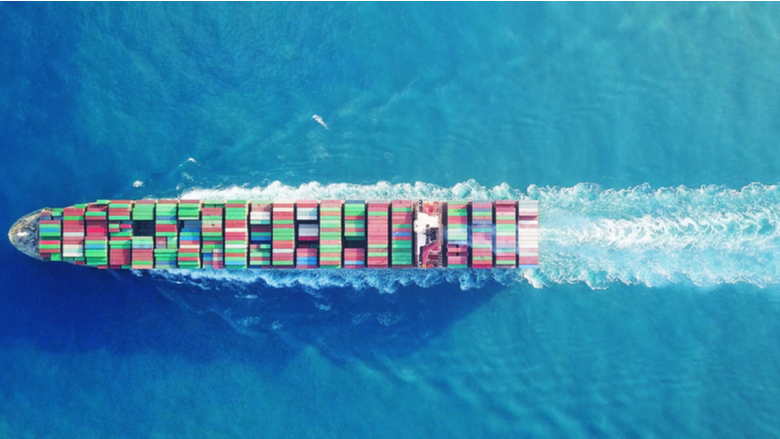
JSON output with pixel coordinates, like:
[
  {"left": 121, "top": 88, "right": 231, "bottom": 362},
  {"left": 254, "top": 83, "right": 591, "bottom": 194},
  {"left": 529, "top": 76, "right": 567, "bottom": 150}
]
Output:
[
  {"left": 142, "top": 267, "right": 527, "bottom": 294},
  {"left": 312, "top": 114, "right": 329, "bottom": 130},
  {"left": 536, "top": 182, "right": 780, "bottom": 288},
  {"left": 180, "top": 180, "right": 528, "bottom": 203}
]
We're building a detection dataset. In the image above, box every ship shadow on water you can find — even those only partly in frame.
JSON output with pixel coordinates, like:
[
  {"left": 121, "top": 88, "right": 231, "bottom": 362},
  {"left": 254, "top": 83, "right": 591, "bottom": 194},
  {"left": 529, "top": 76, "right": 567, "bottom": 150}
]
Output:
[
  {"left": 149, "top": 270, "right": 503, "bottom": 366},
  {"left": 1, "top": 254, "right": 501, "bottom": 371},
  {"left": 0, "top": 256, "right": 286, "bottom": 368}
]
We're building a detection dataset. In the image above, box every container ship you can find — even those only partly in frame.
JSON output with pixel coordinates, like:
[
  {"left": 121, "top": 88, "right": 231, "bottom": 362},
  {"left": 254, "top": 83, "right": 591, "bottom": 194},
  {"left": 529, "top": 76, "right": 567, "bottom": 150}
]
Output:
[{"left": 8, "top": 199, "right": 539, "bottom": 270}]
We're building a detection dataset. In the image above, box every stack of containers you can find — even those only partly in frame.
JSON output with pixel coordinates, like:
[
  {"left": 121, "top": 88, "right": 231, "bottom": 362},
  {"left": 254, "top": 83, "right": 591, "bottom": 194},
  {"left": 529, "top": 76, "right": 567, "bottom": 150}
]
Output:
[
  {"left": 445, "top": 201, "right": 469, "bottom": 268},
  {"left": 131, "top": 236, "right": 154, "bottom": 269},
  {"left": 131, "top": 201, "right": 155, "bottom": 269},
  {"left": 38, "top": 209, "right": 62, "bottom": 262},
  {"left": 494, "top": 201, "right": 518, "bottom": 268},
  {"left": 63, "top": 204, "right": 86, "bottom": 265},
  {"left": 249, "top": 201, "right": 272, "bottom": 267},
  {"left": 295, "top": 200, "right": 319, "bottom": 269},
  {"left": 272, "top": 202, "right": 295, "bottom": 267},
  {"left": 202, "top": 201, "right": 225, "bottom": 269},
  {"left": 225, "top": 200, "right": 249, "bottom": 270},
  {"left": 154, "top": 200, "right": 179, "bottom": 269},
  {"left": 344, "top": 248, "right": 364, "bottom": 269},
  {"left": 319, "top": 200, "right": 343, "bottom": 269},
  {"left": 391, "top": 201, "right": 414, "bottom": 267},
  {"left": 471, "top": 201, "right": 494, "bottom": 269},
  {"left": 108, "top": 200, "right": 133, "bottom": 269},
  {"left": 85, "top": 201, "right": 109, "bottom": 268},
  {"left": 344, "top": 201, "right": 366, "bottom": 241},
  {"left": 517, "top": 200, "right": 540, "bottom": 268},
  {"left": 132, "top": 200, "right": 156, "bottom": 221},
  {"left": 177, "top": 200, "right": 202, "bottom": 269},
  {"left": 344, "top": 201, "right": 366, "bottom": 269},
  {"left": 367, "top": 201, "right": 389, "bottom": 268}
]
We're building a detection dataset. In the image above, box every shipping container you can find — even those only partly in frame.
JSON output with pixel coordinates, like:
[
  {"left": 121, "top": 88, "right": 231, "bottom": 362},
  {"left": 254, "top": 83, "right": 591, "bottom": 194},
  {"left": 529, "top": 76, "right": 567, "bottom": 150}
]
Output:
[
  {"left": 471, "top": 201, "right": 493, "bottom": 269},
  {"left": 445, "top": 201, "right": 469, "bottom": 268},
  {"left": 178, "top": 200, "right": 202, "bottom": 269},
  {"left": 249, "top": 201, "right": 272, "bottom": 267},
  {"left": 319, "top": 200, "right": 343, "bottom": 268},
  {"left": 272, "top": 202, "right": 295, "bottom": 267},
  {"left": 495, "top": 200, "right": 518, "bottom": 268},
  {"left": 367, "top": 201, "right": 389, "bottom": 268},
  {"left": 85, "top": 202, "right": 109, "bottom": 268},
  {"left": 108, "top": 200, "right": 133, "bottom": 269},
  {"left": 225, "top": 200, "right": 249, "bottom": 270},
  {"left": 391, "top": 200, "right": 414, "bottom": 267},
  {"left": 38, "top": 209, "right": 62, "bottom": 262},
  {"left": 202, "top": 201, "right": 225, "bottom": 269},
  {"left": 296, "top": 200, "right": 319, "bottom": 268},
  {"left": 517, "top": 200, "right": 540, "bottom": 268}
]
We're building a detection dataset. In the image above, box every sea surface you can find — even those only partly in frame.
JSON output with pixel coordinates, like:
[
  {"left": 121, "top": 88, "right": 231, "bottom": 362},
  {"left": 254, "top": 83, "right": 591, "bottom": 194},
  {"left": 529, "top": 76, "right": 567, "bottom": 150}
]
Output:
[{"left": 2, "top": 3, "right": 780, "bottom": 438}]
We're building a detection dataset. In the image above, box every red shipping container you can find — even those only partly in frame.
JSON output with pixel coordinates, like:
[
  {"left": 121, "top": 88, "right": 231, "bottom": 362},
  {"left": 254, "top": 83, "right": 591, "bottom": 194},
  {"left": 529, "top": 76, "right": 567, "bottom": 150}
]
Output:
[{"left": 448, "top": 255, "right": 468, "bottom": 265}]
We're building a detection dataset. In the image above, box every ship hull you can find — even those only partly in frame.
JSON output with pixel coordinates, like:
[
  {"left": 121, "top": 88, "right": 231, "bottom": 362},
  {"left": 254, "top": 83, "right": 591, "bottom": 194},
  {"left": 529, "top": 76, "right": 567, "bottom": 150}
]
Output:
[{"left": 10, "top": 199, "right": 539, "bottom": 270}]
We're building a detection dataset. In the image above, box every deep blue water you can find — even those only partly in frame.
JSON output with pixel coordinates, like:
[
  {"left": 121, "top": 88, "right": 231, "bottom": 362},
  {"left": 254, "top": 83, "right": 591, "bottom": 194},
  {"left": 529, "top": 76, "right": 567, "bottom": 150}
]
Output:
[{"left": 3, "top": 3, "right": 780, "bottom": 437}]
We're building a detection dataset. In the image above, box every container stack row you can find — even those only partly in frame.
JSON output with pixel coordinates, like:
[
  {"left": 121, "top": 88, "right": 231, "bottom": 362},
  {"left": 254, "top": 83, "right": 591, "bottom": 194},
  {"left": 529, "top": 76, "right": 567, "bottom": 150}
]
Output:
[
  {"left": 517, "top": 200, "right": 539, "bottom": 268},
  {"left": 471, "top": 201, "right": 493, "bottom": 269},
  {"left": 391, "top": 201, "right": 414, "bottom": 267},
  {"left": 62, "top": 205, "right": 86, "bottom": 265},
  {"left": 202, "top": 201, "right": 224, "bottom": 269},
  {"left": 85, "top": 201, "right": 109, "bottom": 268},
  {"left": 225, "top": 200, "right": 248, "bottom": 270},
  {"left": 367, "top": 201, "right": 389, "bottom": 268},
  {"left": 494, "top": 201, "right": 517, "bottom": 268},
  {"left": 344, "top": 200, "right": 366, "bottom": 268},
  {"left": 249, "top": 201, "right": 272, "bottom": 267},
  {"left": 178, "top": 200, "right": 202, "bottom": 269},
  {"left": 344, "top": 201, "right": 365, "bottom": 241},
  {"left": 296, "top": 200, "right": 319, "bottom": 269},
  {"left": 154, "top": 200, "right": 178, "bottom": 269},
  {"left": 272, "top": 202, "right": 295, "bottom": 267},
  {"left": 319, "top": 200, "right": 343, "bottom": 268},
  {"left": 131, "top": 201, "right": 155, "bottom": 269},
  {"left": 446, "top": 201, "right": 469, "bottom": 268},
  {"left": 38, "top": 208, "right": 63, "bottom": 262},
  {"left": 108, "top": 200, "right": 133, "bottom": 269}
]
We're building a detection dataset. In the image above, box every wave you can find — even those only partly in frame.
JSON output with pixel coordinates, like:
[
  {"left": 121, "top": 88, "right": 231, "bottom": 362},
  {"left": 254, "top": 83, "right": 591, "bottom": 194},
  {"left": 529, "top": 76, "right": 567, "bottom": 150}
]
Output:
[
  {"left": 179, "top": 180, "right": 527, "bottom": 202},
  {"left": 142, "top": 180, "right": 780, "bottom": 290},
  {"left": 142, "top": 268, "right": 529, "bottom": 295}
]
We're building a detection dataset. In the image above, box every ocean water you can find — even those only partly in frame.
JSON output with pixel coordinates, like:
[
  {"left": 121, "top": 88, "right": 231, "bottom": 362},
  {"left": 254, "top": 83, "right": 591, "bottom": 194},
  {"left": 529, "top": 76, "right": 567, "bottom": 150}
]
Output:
[{"left": 2, "top": 3, "right": 780, "bottom": 438}]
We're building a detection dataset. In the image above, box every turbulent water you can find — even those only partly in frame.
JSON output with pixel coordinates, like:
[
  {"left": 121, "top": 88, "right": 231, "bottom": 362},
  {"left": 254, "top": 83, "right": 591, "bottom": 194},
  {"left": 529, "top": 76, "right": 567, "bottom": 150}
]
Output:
[
  {"left": 3, "top": 3, "right": 780, "bottom": 438},
  {"left": 539, "top": 183, "right": 780, "bottom": 288}
]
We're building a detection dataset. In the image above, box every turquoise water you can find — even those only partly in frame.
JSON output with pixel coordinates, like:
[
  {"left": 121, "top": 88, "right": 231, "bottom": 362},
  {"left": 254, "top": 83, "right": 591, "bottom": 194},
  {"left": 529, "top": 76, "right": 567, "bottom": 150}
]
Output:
[{"left": 3, "top": 3, "right": 780, "bottom": 437}]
